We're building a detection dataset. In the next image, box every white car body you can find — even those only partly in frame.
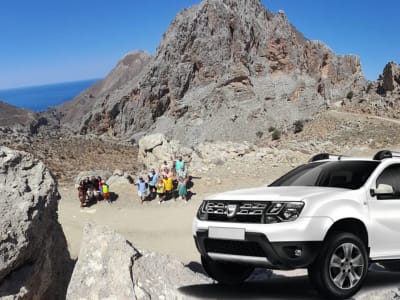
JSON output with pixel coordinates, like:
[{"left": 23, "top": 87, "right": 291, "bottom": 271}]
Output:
[{"left": 193, "top": 151, "right": 400, "bottom": 299}]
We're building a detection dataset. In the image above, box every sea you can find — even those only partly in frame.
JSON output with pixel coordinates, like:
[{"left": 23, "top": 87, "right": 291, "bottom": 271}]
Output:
[{"left": 0, "top": 78, "right": 100, "bottom": 112}]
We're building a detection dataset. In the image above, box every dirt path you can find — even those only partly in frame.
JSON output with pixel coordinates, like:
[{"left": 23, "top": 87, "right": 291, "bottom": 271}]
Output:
[{"left": 58, "top": 162, "right": 290, "bottom": 264}]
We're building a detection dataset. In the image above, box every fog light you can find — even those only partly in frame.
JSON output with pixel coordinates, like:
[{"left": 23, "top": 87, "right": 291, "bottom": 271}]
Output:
[{"left": 294, "top": 248, "right": 302, "bottom": 257}]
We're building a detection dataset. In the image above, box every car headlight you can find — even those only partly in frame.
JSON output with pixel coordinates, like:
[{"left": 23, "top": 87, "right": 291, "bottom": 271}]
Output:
[
  {"left": 264, "top": 201, "right": 304, "bottom": 223},
  {"left": 197, "top": 201, "right": 207, "bottom": 220}
]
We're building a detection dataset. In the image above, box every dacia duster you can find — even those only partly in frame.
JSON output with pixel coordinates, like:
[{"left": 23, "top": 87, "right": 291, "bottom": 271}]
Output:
[{"left": 193, "top": 150, "right": 400, "bottom": 299}]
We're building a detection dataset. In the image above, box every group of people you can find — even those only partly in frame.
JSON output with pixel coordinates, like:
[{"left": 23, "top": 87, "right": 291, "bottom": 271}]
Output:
[
  {"left": 134, "top": 155, "right": 190, "bottom": 204},
  {"left": 78, "top": 176, "right": 110, "bottom": 207}
]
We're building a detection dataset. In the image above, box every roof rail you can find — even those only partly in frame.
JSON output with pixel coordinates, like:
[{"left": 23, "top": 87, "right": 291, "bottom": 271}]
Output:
[
  {"left": 308, "top": 153, "right": 344, "bottom": 162},
  {"left": 373, "top": 150, "right": 400, "bottom": 160}
]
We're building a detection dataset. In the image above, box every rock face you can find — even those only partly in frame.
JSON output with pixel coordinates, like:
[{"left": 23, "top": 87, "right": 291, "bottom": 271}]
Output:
[
  {"left": 381, "top": 61, "right": 400, "bottom": 92},
  {"left": 137, "top": 133, "right": 307, "bottom": 176},
  {"left": 0, "top": 147, "right": 72, "bottom": 299},
  {"left": 58, "top": 51, "right": 152, "bottom": 135},
  {"left": 341, "top": 61, "right": 400, "bottom": 119},
  {"left": 0, "top": 101, "right": 50, "bottom": 149},
  {"left": 66, "top": 223, "right": 211, "bottom": 300},
  {"left": 61, "top": 0, "right": 363, "bottom": 145}
]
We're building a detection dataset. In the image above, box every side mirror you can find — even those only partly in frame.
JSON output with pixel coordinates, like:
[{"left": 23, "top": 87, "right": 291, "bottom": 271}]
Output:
[{"left": 370, "top": 184, "right": 394, "bottom": 197}]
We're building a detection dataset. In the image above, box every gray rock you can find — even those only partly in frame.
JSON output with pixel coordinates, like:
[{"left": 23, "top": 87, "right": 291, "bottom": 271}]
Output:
[
  {"left": 67, "top": 223, "right": 211, "bottom": 300},
  {"left": 66, "top": 223, "right": 137, "bottom": 300},
  {"left": 75, "top": 170, "right": 113, "bottom": 185},
  {"left": 58, "top": 51, "right": 153, "bottom": 135},
  {"left": 58, "top": 0, "right": 364, "bottom": 145},
  {"left": 0, "top": 146, "right": 72, "bottom": 299}
]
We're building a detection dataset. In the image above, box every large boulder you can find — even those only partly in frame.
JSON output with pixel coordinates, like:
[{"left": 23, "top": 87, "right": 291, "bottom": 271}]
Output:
[
  {"left": 381, "top": 61, "right": 400, "bottom": 92},
  {"left": 138, "top": 133, "right": 193, "bottom": 170},
  {"left": 67, "top": 223, "right": 211, "bottom": 300},
  {"left": 0, "top": 146, "right": 72, "bottom": 299}
]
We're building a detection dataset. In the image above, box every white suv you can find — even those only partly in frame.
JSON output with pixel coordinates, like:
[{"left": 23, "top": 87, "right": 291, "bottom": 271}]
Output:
[{"left": 193, "top": 150, "right": 400, "bottom": 299}]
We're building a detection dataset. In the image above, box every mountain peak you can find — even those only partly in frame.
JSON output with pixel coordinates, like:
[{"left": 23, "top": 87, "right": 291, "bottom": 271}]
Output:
[{"left": 59, "top": 0, "right": 363, "bottom": 144}]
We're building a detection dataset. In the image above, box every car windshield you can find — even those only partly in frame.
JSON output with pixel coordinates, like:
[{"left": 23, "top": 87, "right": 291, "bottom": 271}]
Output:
[{"left": 269, "top": 161, "right": 380, "bottom": 190}]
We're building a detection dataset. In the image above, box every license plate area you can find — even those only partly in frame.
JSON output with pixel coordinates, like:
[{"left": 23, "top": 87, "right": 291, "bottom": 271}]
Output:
[{"left": 208, "top": 227, "right": 245, "bottom": 240}]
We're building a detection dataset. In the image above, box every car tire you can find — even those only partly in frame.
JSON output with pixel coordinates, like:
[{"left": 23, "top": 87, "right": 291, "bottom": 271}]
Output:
[
  {"left": 308, "top": 232, "right": 368, "bottom": 299},
  {"left": 201, "top": 256, "right": 254, "bottom": 285}
]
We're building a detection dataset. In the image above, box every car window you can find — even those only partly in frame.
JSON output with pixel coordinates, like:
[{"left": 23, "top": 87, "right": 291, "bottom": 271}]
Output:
[
  {"left": 376, "top": 164, "right": 400, "bottom": 199},
  {"left": 270, "top": 161, "right": 380, "bottom": 190}
]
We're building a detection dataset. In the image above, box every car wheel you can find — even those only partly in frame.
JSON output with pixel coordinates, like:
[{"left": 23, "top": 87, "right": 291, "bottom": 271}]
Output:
[
  {"left": 201, "top": 255, "right": 254, "bottom": 284},
  {"left": 308, "top": 232, "right": 368, "bottom": 299}
]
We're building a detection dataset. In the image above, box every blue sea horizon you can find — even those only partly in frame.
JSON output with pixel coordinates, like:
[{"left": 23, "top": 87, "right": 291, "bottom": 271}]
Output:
[{"left": 0, "top": 78, "right": 101, "bottom": 112}]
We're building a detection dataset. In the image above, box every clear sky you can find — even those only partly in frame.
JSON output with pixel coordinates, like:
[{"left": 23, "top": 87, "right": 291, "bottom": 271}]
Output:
[{"left": 0, "top": 0, "right": 398, "bottom": 89}]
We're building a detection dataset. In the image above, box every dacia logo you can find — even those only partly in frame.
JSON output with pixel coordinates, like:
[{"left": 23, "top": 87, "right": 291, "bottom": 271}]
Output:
[{"left": 227, "top": 204, "right": 238, "bottom": 218}]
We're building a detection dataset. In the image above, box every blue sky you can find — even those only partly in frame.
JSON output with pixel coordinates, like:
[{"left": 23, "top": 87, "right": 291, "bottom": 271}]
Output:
[{"left": 0, "top": 0, "right": 398, "bottom": 89}]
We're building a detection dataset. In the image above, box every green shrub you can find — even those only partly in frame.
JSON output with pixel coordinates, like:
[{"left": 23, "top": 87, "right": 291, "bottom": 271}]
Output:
[
  {"left": 268, "top": 126, "right": 275, "bottom": 132},
  {"left": 256, "top": 131, "right": 264, "bottom": 138},
  {"left": 346, "top": 91, "right": 354, "bottom": 100},
  {"left": 272, "top": 129, "right": 281, "bottom": 140},
  {"left": 293, "top": 120, "right": 304, "bottom": 133}
]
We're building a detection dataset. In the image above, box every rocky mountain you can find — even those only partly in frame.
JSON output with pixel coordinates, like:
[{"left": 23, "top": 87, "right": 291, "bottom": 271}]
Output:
[
  {"left": 341, "top": 61, "right": 400, "bottom": 118},
  {"left": 58, "top": 51, "right": 152, "bottom": 134},
  {"left": 0, "top": 101, "right": 50, "bottom": 149},
  {"left": 58, "top": 0, "right": 364, "bottom": 145},
  {"left": 0, "top": 101, "right": 46, "bottom": 132}
]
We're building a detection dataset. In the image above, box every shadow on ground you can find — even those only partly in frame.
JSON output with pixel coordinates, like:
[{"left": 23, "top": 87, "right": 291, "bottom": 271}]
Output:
[{"left": 179, "top": 270, "right": 400, "bottom": 299}]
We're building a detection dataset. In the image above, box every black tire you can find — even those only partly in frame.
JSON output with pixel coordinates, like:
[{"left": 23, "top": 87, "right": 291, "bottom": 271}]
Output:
[
  {"left": 201, "top": 256, "right": 254, "bottom": 285},
  {"left": 308, "top": 232, "right": 368, "bottom": 299},
  {"left": 379, "top": 261, "right": 400, "bottom": 272}
]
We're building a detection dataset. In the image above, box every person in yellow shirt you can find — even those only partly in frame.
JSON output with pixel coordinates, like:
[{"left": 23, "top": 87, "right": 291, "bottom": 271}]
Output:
[
  {"left": 162, "top": 175, "right": 174, "bottom": 200},
  {"left": 156, "top": 178, "right": 165, "bottom": 204}
]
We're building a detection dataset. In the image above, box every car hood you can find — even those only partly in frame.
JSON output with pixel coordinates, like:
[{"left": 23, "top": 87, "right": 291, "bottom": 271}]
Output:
[{"left": 205, "top": 186, "right": 350, "bottom": 202}]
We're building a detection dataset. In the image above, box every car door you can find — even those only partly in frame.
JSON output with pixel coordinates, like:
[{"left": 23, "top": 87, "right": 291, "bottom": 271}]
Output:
[{"left": 368, "top": 163, "right": 400, "bottom": 258}]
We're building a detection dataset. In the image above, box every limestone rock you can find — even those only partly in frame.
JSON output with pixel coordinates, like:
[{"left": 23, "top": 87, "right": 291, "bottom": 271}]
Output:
[
  {"left": 66, "top": 223, "right": 137, "bottom": 300},
  {"left": 0, "top": 146, "right": 72, "bottom": 299},
  {"left": 66, "top": 223, "right": 211, "bottom": 300},
  {"left": 75, "top": 170, "right": 113, "bottom": 185},
  {"left": 58, "top": 51, "right": 153, "bottom": 135},
  {"left": 381, "top": 61, "right": 400, "bottom": 92},
  {"left": 59, "top": 0, "right": 363, "bottom": 145},
  {"left": 138, "top": 134, "right": 193, "bottom": 170}
]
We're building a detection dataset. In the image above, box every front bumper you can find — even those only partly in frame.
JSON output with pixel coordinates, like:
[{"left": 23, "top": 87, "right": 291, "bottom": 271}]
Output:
[
  {"left": 194, "top": 230, "right": 321, "bottom": 269},
  {"left": 193, "top": 217, "right": 332, "bottom": 270}
]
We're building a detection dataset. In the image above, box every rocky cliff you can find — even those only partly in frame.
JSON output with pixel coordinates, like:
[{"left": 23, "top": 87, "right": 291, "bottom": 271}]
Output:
[
  {"left": 59, "top": 0, "right": 363, "bottom": 145},
  {"left": 341, "top": 61, "right": 400, "bottom": 118},
  {"left": 0, "top": 147, "right": 72, "bottom": 299},
  {"left": 58, "top": 51, "right": 152, "bottom": 134}
]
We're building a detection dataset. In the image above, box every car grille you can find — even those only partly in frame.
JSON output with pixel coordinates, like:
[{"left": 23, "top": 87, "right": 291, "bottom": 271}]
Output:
[
  {"left": 202, "top": 201, "right": 271, "bottom": 223},
  {"left": 204, "top": 238, "right": 266, "bottom": 257}
]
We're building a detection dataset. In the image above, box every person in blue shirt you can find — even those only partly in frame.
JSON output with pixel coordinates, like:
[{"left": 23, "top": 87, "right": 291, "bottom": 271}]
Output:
[
  {"left": 147, "top": 168, "right": 158, "bottom": 198},
  {"left": 135, "top": 177, "right": 148, "bottom": 204}
]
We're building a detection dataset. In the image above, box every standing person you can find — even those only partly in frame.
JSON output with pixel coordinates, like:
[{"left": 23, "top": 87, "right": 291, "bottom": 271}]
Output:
[
  {"left": 178, "top": 177, "right": 188, "bottom": 204},
  {"left": 156, "top": 177, "right": 165, "bottom": 204},
  {"left": 159, "top": 160, "right": 170, "bottom": 173},
  {"left": 91, "top": 176, "right": 100, "bottom": 202},
  {"left": 78, "top": 181, "right": 86, "bottom": 208},
  {"left": 178, "top": 165, "right": 188, "bottom": 180},
  {"left": 97, "top": 176, "right": 103, "bottom": 198},
  {"left": 102, "top": 181, "right": 110, "bottom": 203},
  {"left": 148, "top": 168, "right": 158, "bottom": 198},
  {"left": 162, "top": 175, "right": 173, "bottom": 200},
  {"left": 135, "top": 177, "right": 148, "bottom": 204},
  {"left": 175, "top": 155, "right": 185, "bottom": 174}
]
